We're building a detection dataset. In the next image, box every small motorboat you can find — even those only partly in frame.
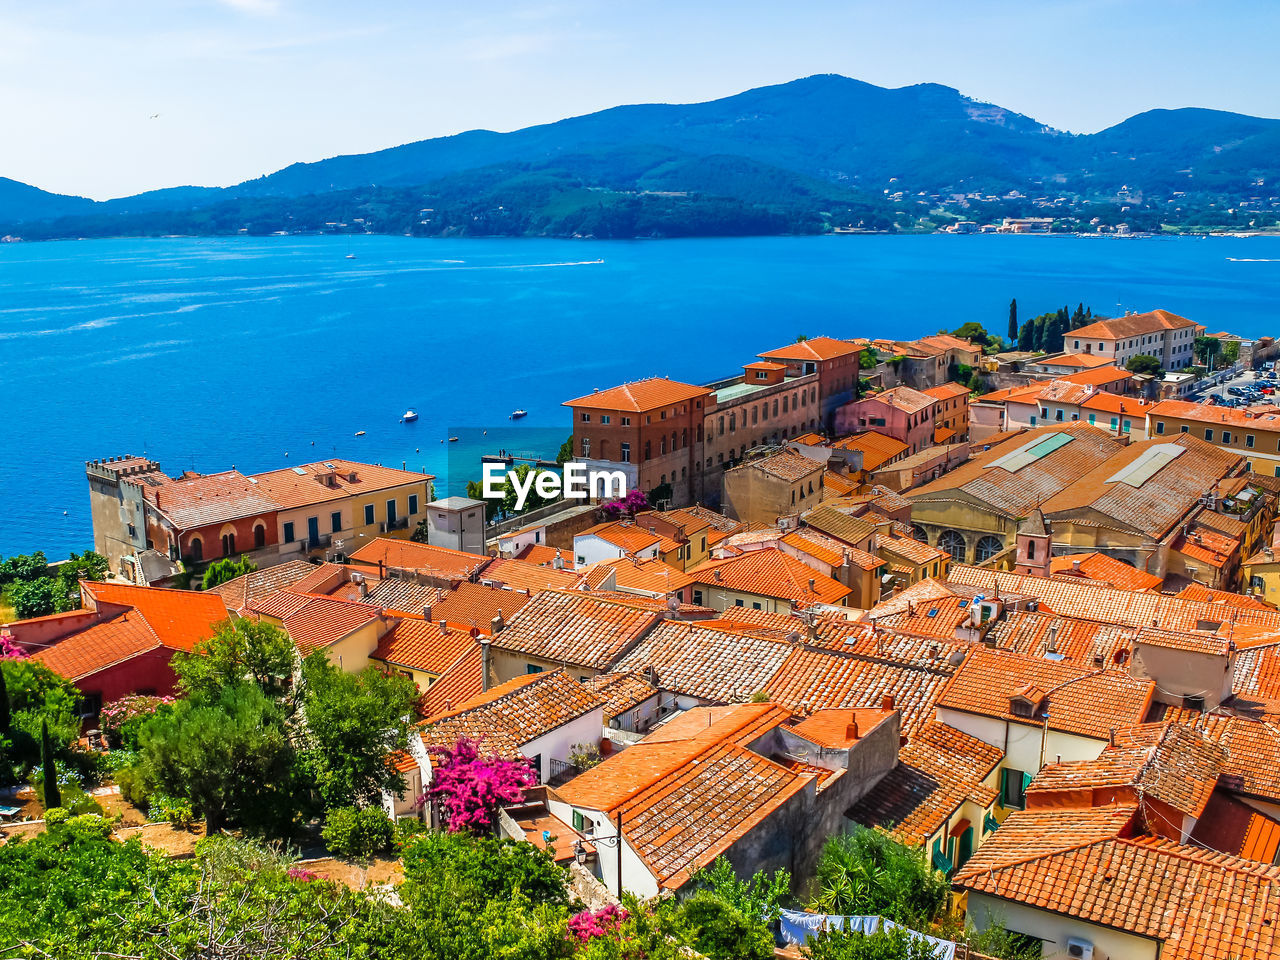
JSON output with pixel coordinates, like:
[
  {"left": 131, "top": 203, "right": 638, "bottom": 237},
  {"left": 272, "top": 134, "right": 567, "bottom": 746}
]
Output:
[
  {"left": 402, "top": 410, "right": 418, "bottom": 422},
  {"left": 449, "top": 436, "right": 460, "bottom": 442},
  {"left": 510, "top": 409, "right": 528, "bottom": 419},
  {"left": 345, "top": 253, "right": 356, "bottom": 260},
  {"left": 354, "top": 430, "right": 366, "bottom": 437}
]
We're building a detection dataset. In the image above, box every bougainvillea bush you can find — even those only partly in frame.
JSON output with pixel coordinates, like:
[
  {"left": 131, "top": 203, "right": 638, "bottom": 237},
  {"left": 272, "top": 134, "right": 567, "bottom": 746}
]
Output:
[
  {"left": 99, "top": 694, "right": 175, "bottom": 749},
  {"left": 420, "top": 737, "right": 535, "bottom": 833},
  {"left": 568, "top": 904, "right": 629, "bottom": 943}
]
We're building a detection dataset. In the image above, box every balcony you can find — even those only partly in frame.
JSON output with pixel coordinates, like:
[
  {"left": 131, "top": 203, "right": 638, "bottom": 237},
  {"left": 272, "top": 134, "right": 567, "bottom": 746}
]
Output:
[
  {"left": 547, "top": 758, "right": 585, "bottom": 786},
  {"left": 306, "top": 534, "right": 333, "bottom": 551},
  {"left": 381, "top": 517, "right": 410, "bottom": 533}
]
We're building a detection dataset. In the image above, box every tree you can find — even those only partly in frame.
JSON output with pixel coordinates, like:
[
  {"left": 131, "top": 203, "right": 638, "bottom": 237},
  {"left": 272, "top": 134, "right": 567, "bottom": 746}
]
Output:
[
  {"left": 173, "top": 618, "right": 296, "bottom": 699},
  {"left": 0, "top": 665, "right": 9, "bottom": 735},
  {"left": 556, "top": 435, "right": 574, "bottom": 464},
  {"left": 41, "top": 718, "right": 61, "bottom": 809},
  {"left": 400, "top": 829, "right": 569, "bottom": 914},
  {"left": 138, "top": 682, "right": 300, "bottom": 834},
  {"left": 201, "top": 554, "right": 257, "bottom": 591},
  {"left": 679, "top": 891, "right": 774, "bottom": 960},
  {"left": 298, "top": 652, "right": 417, "bottom": 809},
  {"left": 950, "top": 322, "right": 990, "bottom": 348},
  {"left": 321, "top": 805, "right": 395, "bottom": 858},
  {"left": 1044, "top": 310, "right": 1066, "bottom": 353},
  {"left": 810, "top": 829, "right": 948, "bottom": 930},
  {"left": 422, "top": 737, "right": 536, "bottom": 833},
  {"left": 967, "top": 370, "right": 986, "bottom": 393},
  {"left": 0, "top": 551, "right": 48, "bottom": 586},
  {"left": 51, "top": 550, "right": 108, "bottom": 612},
  {"left": 466, "top": 479, "right": 502, "bottom": 521},
  {"left": 802, "top": 925, "right": 938, "bottom": 960},
  {"left": 1016, "top": 317, "right": 1034, "bottom": 352},
  {"left": 1007, "top": 298, "right": 1018, "bottom": 341},
  {"left": 1125, "top": 354, "right": 1163, "bottom": 376},
  {"left": 10, "top": 577, "right": 56, "bottom": 619},
  {"left": 1195, "top": 335, "right": 1220, "bottom": 369}
]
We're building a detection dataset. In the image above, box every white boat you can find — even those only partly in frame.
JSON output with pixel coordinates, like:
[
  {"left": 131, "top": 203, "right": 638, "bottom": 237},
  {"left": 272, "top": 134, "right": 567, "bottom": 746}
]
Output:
[
  {"left": 402, "top": 410, "right": 418, "bottom": 422},
  {"left": 510, "top": 409, "right": 528, "bottom": 419},
  {"left": 345, "top": 253, "right": 356, "bottom": 260}
]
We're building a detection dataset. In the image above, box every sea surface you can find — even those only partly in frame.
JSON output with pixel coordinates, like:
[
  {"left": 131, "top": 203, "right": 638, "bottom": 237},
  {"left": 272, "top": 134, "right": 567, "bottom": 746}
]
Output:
[{"left": 4, "top": 233, "right": 1280, "bottom": 557}]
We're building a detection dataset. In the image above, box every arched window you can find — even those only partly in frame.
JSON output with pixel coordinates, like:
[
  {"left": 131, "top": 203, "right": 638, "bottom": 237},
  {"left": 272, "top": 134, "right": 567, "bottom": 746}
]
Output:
[
  {"left": 938, "top": 530, "right": 966, "bottom": 563},
  {"left": 253, "top": 523, "right": 266, "bottom": 549},
  {"left": 911, "top": 524, "right": 928, "bottom": 543},
  {"left": 190, "top": 537, "right": 203, "bottom": 562},
  {"left": 222, "top": 532, "right": 236, "bottom": 556},
  {"left": 975, "top": 536, "right": 1004, "bottom": 563}
]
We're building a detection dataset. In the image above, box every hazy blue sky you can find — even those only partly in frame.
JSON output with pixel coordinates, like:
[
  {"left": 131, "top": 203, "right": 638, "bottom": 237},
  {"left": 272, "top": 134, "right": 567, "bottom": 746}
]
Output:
[{"left": 4, "top": 0, "right": 1278, "bottom": 199}]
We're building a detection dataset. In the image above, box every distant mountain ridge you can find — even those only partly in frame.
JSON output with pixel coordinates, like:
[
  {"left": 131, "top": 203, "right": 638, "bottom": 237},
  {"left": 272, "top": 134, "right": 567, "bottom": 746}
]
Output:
[{"left": 5, "top": 74, "right": 1280, "bottom": 236}]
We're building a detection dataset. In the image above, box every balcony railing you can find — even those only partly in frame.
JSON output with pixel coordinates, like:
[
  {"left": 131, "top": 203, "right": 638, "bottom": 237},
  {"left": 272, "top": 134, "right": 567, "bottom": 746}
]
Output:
[
  {"left": 307, "top": 534, "right": 333, "bottom": 551},
  {"left": 381, "top": 517, "right": 410, "bottom": 533},
  {"left": 548, "top": 758, "right": 584, "bottom": 786}
]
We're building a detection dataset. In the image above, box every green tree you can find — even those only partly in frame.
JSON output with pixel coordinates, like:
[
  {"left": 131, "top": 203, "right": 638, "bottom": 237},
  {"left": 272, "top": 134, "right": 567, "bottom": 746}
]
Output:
[
  {"left": 51, "top": 550, "right": 109, "bottom": 612},
  {"left": 1031, "top": 315, "right": 1046, "bottom": 351},
  {"left": 41, "top": 718, "right": 61, "bottom": 809},
  {"left": 556, "top": 435, "right": 574, "bottom": 464},
  {"left": 1125, "top": 354, "right": 1163, "bottom": 376},
  {"left": 1016, "top": 317, "right": 1034, "bottom": 352},
  {"left": 465, "top": 479, "right": 502, "bottom": 521},
  {"left": 10, "top": 577, "right": 57, "bottom": 619},
  {"left": 139, "top": 682, "right": 300, "bottom": 834},
  {"left": 967, "top": 370, "right": 986, "bottom": 393},
  {"left": 1194, "top": 335, "right": 1221, "bottom": 368},
  {"left": 0, "top": 664, "right": 9, "bottom": 736},
  {"left": 950, "top": 322, "right": 990, "bottom": 348},
  {"left": 0, "top": 551, "right": 48, "bottom": 586},
  {"left": 1007, "top": 298, "right": 1018, "bottom": 341},
  {"left": 321, "top": 805, "right": 396, "bottom": 858},
  {"left": 802, "top": 925, "right": 937, "bottom": 960},
  {"left": 173, "top": 618, "right": 296, "bottom": 699},
  {"left": 298, "top": 652, "right": 417, "bottom": 809},
  {"left": 691, "top": 856, "right": 790, "bottom": 924},
  {"left": 201, "top": 554, "right": 257, "bottom": 591},
  {"left": 679, "top": 891, "right": 774, "bottom": 960},
  {"left": 810, "top": 829, "right": 947, "bottom": 930},
  {"left": 1044, "top": 310, "right": 1066, "bottom": 353}
]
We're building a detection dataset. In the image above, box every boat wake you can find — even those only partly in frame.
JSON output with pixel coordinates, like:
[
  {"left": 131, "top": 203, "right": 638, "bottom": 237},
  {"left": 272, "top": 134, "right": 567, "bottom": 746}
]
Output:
[{"left": 1227, "top": 258, "right": 1280, "bottom": 262}]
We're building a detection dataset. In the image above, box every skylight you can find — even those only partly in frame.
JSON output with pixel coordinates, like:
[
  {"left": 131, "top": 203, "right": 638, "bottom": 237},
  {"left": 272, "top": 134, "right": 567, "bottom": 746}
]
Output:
[
  {"left": 1104, "top": 444, "right": 1185, "bottom": 487},
  {"left": 988, "top": 432, "right": 1073, "bottom": 472},
  {"left": 292, "top": 466, "right": 307, "bottom": 475}
]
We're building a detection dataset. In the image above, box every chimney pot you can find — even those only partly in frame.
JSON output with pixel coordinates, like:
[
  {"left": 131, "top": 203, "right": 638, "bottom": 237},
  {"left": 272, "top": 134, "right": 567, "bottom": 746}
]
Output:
[
  {"left": 845, "top": 719, "right": 859, "bottom": 740},
  {"left": 881, "top": 695, "right": 895, "bottom": 711},
  {"left": 423, "top": 604, "right": 432, "bottom": 621}
]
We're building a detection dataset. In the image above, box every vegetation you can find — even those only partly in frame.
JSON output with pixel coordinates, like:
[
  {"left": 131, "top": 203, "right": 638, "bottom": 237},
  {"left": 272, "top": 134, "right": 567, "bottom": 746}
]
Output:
[
  {"left": 803, "top": 925, "right": 939, "bottom": 960},
  {"left": 423, "top": 737, "right": 536, "bottom": 833},
  {"left": 1125, "top": 354, "right": 1163, "bottom": 376},
  {"left": 1011, "top": 303, "right": 1095, "bottom": 354},
  {"left": 321, "top": 805, "right": 396, "bottom": 859},
  {"left": 809, "top": 829, "right": 948, "bottom": 931},
  {"left": 172, "top": 618, "right": 295, "bottom": 699},
  {"left": 0, "top": 549, "right": 109, "bottom": 619},
  {"left": 200, "top": 554, "right": 257, "bottom": 591},
  {"left": 39, "top": 719, "right": 60, "bottom": 810}
]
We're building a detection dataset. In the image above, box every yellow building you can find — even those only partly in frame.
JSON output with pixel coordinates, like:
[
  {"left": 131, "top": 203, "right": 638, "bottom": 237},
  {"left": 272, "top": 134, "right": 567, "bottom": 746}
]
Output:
[
  {"left": 721, "top": 448, "right": 825, "bottom": 527},
  {"left": 1146, "top": 400, "right": 1280, "bottom": 476}
]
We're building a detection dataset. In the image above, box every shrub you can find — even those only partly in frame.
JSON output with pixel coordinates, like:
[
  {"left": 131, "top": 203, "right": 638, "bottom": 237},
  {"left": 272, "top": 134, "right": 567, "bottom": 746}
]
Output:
[
  {"left": 43, "top": 806, "right": 69, "bottom": 827},
  {"left": 99, "top": 695, "right": 175, "bottom": 750},
  {"left": 150, "top": 794, "right": 196, "bottom": 829},
  {"left": 114, "top": 763, "right": 151, "bottom": 807},
  {"left": 679, "top": 891, "right": 774, "bottom": 960},
  {"left": 568, "top": 904, "right": 628, "bottom": 943},
  {"left": 321, "top": 806, "right": 395, "bottom": 859},
  {"left": 810, "top": 828, "right": 947, "bottom": 930}
]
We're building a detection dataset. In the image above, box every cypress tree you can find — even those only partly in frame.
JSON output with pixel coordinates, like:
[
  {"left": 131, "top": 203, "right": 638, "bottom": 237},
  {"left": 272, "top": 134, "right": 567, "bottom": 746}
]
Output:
[
  {"left": 0, "top": 666, "right": 9, "bottom": 735},
  {"left": 1008, "top": 298, "right": 1018, "bottom": 342},
  {"left": 41, "top": 718, "right": 60, "bottom": 810},
  {"left": 1018, "top": 317, "right": 1034, "bottom": 352}
]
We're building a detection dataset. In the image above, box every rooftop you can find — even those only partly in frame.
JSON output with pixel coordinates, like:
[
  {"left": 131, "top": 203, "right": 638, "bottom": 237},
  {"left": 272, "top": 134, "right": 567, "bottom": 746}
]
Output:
[
  {"left": 371, "top": 619, "right": 473, "bottom": 676},
  {"left": 758, "top": 336, "right": 863, "bottom": 363},
  {"left": 1069, "top": 308, "right": 1198, "bottom": 341},
  {"left": 487, "top": 589, "right": 662, "bottom": 670},
  {"left": 348, "top": 538, "right": 490, "bottom": 582},
  {"left": 564, "top": 377, "right": 712, "bottom": 412},
  {"left": 688, "top": 547, "right": 852, "bottom": 607}
]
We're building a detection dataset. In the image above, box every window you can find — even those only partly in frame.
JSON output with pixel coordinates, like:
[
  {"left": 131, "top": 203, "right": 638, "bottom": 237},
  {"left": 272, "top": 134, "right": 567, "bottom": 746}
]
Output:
[
  {"left": 283, "top": 523, "right": 294, "bottom": 544},
  {"left": 386, "top": 499, "right": 398, "bottom": 524},
  {"left": 79, "top": 691, "right": 103, "bottom": 719},
  {"left": 1030, "top": 415, "right": 1037, "bottom": 426},
  {"left": 364, "top": 504, "right": 375, "bottom": 526},
  {"left": 331, "top": 511, "right": 342, "bottom": 533},
  {"left": 601, "top": 415, "right": 611, "bottom": 425},
  {"left": 692, "top": 589, "right": 703, "bottom": 605},
  {"left": 1205, "top": 429, "right": 1214, "bottom": 441},
  {"left": 620, "top": 442, "right": 631, "bottom": 463},
  {"left": 1155, "top": 421, "right": 1165, "bottom": 435},
  {"left": 526, "top": 664, "right": 544, "bottom": 674},
  {"left": 222, "top": 532, "right": 236, "bottom": 555},
  {"left": 1252, "top": 575, "right": 1265, "bottom": 593},
  {"left": 583, "top": 438, "right": 591, "bottom": 457},
  {"left": 1110, "top": 417, "right": 1119, "bottom": 431},
  {"left": 734, "top": 598, "right": 744, "bottom": 607},
  {"left": 1000, "top": 768, "right": 1030, "bottom": 810},
  {"left": 975, "top": 536, "right": 1003, "bottom": 563},
  {"left": 572, "top": 810, "right": 586, "bottom": 832},
  {"left": 1123, "top": 419, "right": 1132, "bottom": 434},
  {"left": 1054, "top": 409, "right": 1063, "bottom": 421},
  {"left": 1088, "top": 414, "right": 1096, "bottom": 425},
  {"left": 254, "top": 524, "right": 266, "bottom": 549},
  {"left": 408, "top": 494, "right": 419, "bottom": 515},
  {"left": 1248, "top": 435, "right": 1256, "bottom": 448},
  {"left": 752, "top": 601, "right": 762, "bottom": 610},
  {"left": 580, "top": 412, "right": 590, "bottom": 422},
  {"left": 1223, "top": 431, "right": 1232, "bottom": 444},
  {"left": 1026, "top": 539, "right": 1036, "bottom": 559},
  {"left": 621, "top": 416, "right": 631, "bottom": 426}
]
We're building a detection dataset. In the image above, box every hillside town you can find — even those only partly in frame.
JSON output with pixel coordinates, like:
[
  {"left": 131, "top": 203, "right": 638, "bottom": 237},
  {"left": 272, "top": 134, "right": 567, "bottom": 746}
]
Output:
[{"left": 8, "top": 307, "right": 1280, "bottom": 959}]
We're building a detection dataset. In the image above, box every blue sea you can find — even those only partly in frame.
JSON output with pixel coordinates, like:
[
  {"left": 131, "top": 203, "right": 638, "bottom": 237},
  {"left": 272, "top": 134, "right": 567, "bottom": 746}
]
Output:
[{"left": 4, "top": 233, "right": 1280, "bottom": 557}]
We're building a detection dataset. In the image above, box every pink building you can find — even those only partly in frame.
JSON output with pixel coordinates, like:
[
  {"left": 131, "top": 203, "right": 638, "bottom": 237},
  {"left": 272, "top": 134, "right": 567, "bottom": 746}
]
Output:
[{"left": 833, "top": 386, "right": 939, "bottom": 455}]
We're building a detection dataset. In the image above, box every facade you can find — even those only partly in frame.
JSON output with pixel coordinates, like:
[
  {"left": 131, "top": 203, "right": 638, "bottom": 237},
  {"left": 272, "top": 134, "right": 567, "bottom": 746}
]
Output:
[
  {"left": 1063, "top": 308, "right": 1203, "bottom": 370},
  {"left": 564, "top": 378, "right": 712, "bottom": 507},
  {"left": 1146, "top": 399, "right": 1280, "bottom": 476},
  {"left": 922, "top": 382, "right": 971, "bottom": 441},
  {"left": 721, "top": 448, "right": 825, "bottom": 526},
  {"left": 424, "top": 496, "right": 486, "bottom": 554},
  {"left": 756, "top": 336, "right": 865, "bottom": 429},
  {"left": 833, "top": 386, "right": 939, "bottom": 455}
]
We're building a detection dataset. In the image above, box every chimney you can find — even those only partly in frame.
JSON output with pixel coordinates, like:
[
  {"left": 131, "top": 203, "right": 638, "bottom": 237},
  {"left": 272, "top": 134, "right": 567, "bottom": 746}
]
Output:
[
  {"left": 359, "top": 579, "right": 368, "bottom": 598},
  {"left": 479, "top": 637, "right": 491, "bottom": 692},
  {"left": 845, "top": 718, "right": 859, "bottom": 740},
  {"left": 422, "top": 604, "right": 432, "bottom": 621},
  {"left": 438, "top": 619, "right": 448, "bottom": 630},
  {"left": 808, "top": 577, "right": 817, "bottom": 594},
  {"left": 491, "top": 610, "right": 505, "bottom": 634},
  {"left": 881, "top": 695, "right": 895, "bottom": 711},
  {"left": 1109, "top": 727, "right": 1116, "bottom": 747},
  {"left": 552, "top": 549, "right": 564, "bottom": 570},
  {"left": 1072, "top": 558, "right": 1082, "bottom": 573},
  {"left": 714, "top": 569, "right": 722, "bottom": 581}
]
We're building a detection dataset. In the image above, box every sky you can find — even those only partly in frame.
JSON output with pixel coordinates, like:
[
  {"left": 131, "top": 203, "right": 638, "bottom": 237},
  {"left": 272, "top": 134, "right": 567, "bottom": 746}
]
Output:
[{"left": 3, "top": 0, "right": 1279, "bottom": 200}]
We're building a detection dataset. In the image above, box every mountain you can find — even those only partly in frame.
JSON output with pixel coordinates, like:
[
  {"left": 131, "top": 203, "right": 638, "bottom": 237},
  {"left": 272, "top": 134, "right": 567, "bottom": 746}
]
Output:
[{"left": 5, "top": 75, "right": 1280, "bottom": 237}]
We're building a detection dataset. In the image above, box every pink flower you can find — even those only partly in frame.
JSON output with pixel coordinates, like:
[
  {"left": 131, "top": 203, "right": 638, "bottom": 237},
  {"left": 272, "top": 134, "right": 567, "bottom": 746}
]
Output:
[
  {"left": 567, "top": 904, "right": 629, "bottom": 943},
  {"left": 419, "top": 738, "right": 536, "bottom": 834},
  {"left": 0, "top": 635, "right": 27, "bottom": 660}
]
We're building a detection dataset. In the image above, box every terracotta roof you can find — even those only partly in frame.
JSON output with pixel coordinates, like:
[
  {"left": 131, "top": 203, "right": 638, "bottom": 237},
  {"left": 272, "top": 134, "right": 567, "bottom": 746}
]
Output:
[
  {"left": 359, "top": 578, "right": 447, "bottom": 616},
  {"left": 758, "top": 336, "right": 862, "bottom": 362},
  {"left": 879, "top": 535, "right": 949, "bottom": 568},
  {"left": 348, "top": 538, "right": 490, "bottom": 582},
  {"left": 488, "top": 589, "right": 662, "bottom": 670},
  {"left": 983, "top": 610, "right": 1136, "bottom": 668},
  {"left": 1029, "top": 722, "right": 1225, "bottom": 819},
  {"left": 421, "top": 669, "right": 603, "bottom": 757},
  {"left": 912, "top": 334, "right": 980, "bottom": 355},
  {"left": 479, "top": 557, "right": 581, "bottom": 593},
  {"left": 688, "top": 547, "right": 852, "bottom": 607},
  {"left": 611, "top": 620, "right": 793, "bottom": 703},
  {"left": 430, "top": 581, "right": 531, "bottom": 633},
  {"left": 975, "top": 383, "right": 1047, "bottom": 405},
  {"left": 830, "top": 432, "right": 910, "bottom": 471},
  {"left": 578, "top": 521, "right": 666, "bottom": 555},
  {"left": 1060, "top": 366, "right": 1132, "bottom": 386},
  {"left": 582, "top": 671, "right": 659, "bottom": 720},
  {"left": 744, "top": 449, "right": 824, "bottom": 483},
  {"left": 1156, "top": 712, "right": 1280, "bottom": 804},
  {"left": 283, "top": 562, "right": 350, "bottom": 597},
  {"left": 597, "top": 557, "right": 694, "bottom": 596},
  {"left": 1069, "top": 308, "right": 1198, "bottom": 341},
  {"left": 861, "top": 385, "right": 936, "bottom": 415},
  {"left": 743, "top": 360, "right": 787, "bottom": 371},
  {"left": 848, "top": 720, "right": 1001, "bottom": 846},
  {"left": 137, "top": 469, "right": 278, "bottom": 528},
  {"left": 1038, "top": 352, "right": 1117, "bottom": 369},
  {"left": 1048, "top": 552, "right": 1164, "bottom": 591},
  {"left": 372, "top": 619, "right": 473, "bottom": 676},
  {"left": 564, "top": 378, "right": 711, "bottom": 413},
  {"left": 512, "top": 544, "right": 575, "bottom": 570},
  {"left": 82, "top": 582, "right": 229, "bottom": 651},
  {"left": 208, "top": 559, "right": 320, "bottom": 613},
  {"left": 248, "top": 459, "right": 429, "bottom": 509},
  {"left": 32, "top": 610, "right": 164, "bottom": 681},
  {"left": 954, "top": 809, "right": 1280, "bottom": 960},
  {"left": 419, "top": 642, "right": 484, "bottom": 717},
  {"left": 1148, "top": 399, "right": 1280, "bottom": 431},
  {"left": 249, "top": 589, "right": 312, "bottom": 620},
  {"left": 821, "top": 470, "right": 858, "bottom": 497},
  {"left": 782, "top": 528, "right": 879, "bottom": 570},
  {"left": 273, "top": 594, "right": 381, "bottom": 655},
  {"left": 791, "top": 432, "right": 828, "bottom": 445},
  {"left": 667, "top": 505, "right": 744, "bottom": 536},
  {"left": 922, "top": 382, "right": 971, "bottom": 401}
]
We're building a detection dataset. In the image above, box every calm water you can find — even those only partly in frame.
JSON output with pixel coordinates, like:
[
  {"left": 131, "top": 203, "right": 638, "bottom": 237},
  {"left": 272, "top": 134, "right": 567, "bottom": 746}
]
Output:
[{"left": 4, "top": 233, "right": 1280, "bottom": 557}]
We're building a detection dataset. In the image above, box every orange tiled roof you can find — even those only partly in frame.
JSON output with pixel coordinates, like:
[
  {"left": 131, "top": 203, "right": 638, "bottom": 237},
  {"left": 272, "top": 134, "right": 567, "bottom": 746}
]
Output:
[
  {"left": 430, "top": 581, "right": 531, "bottom": 633},
  {"left": 488, "top": 589, "right": 662, "bottom": 669},
  {"left": 1148, "top": 398, "right": 1280, "bottom": 431},
  {"left": 801, "top": 508, "right": 877, "bottom": 550},
  {"left": 513, "top": 544, "right": 575, "bottom": 570},
  {"left": 791, "top": 431, "right": 828, "bottom": 445},
  {"left": 31, "top": 610, "right": 164, "bottom": 681},
  {"left": 688, "top": 547, "right": 852, "bottom": 607},
  {"left": 1175, "top": 582, "right": 1272, "bottom": 610},
  {"left": 954, "top": 809, "right": 1280, "bottom": 960},
  {"left": 821, "top": 470, "right": 858, "bottom": 497},
  {"left": 421, "top": 669, "right": 603, "bottom": 758},
  {"left": 782, "top": 528, "right": 879, "bottom": 570},
  {"left": 348, "top": 538, "right": 490, "bottom": 582},
  {"left": 479, "top": 557, "right": 581, "bottom": 593},
  {"left": 359, "top": 579, "right": 447, "bottom": 617},
  {"left": 983, "top": 610, "right": 1135, "bottom": 668},
  {"left": 419, "top": 642, "right": 484, "bottom": 717},
  {"left": 578, "top": 521, "right": 666, "bottom": 555},
  {"left": 1060, "top": 366, "right": 1132, "bottom": 386},
  {"left": 83, "top": 581, "right": 228, "bottom": 651},
  {"left": 922, "top": 382, "right": 971, "bottom": 401},
  {"left": 597, "top": 557, "right": 694, "bottom": 596},
  {"left": 582, "top": 671, "right": 659, "bottom": 721},
  {"left": 848, "top": 720, "right": 1001, "bottom": 846},
  {"left": 862, "top": 385, "right": 936, "bottom": 415},
  {"left": 268, "top": 594, "right": 381, "bottom": 655},
  {"left": 1038, "top": 352, "right": 1117, "bottom": 369},
  {"left": 372, "top": 619, "right": 472, "bottom": 676},
  {"left": 831, "top": 432, "right": 910, "bottom": 471},
  {"left": 758, "top": 336, "right": 862, "bottom": 362},
  {"left": 208, "top": 559, "right": 320, "bottom": 613},
  {"left": 564, "top": 378, "right": 711, "bottom": 413},
  {"left": 879, "top": 535, "right": 949, "bottom": 568},
  {"left": 137, "top": 469, "right": 279, "bottom": 528},
  {"left": 937, "top": 647, "right": 1154, "bottom": 740},
  {"left": 248, "top": 459, "right": 430, "bottom": 510},
  {"left": 1048, "top": 552, "right": 1163, "bottom": 591},
  {"left": 745, "top": 449, "right": 824, "bottom": 483},
  {"left": 1070, "top": 308, "right": 1197, "bottom": 340}
]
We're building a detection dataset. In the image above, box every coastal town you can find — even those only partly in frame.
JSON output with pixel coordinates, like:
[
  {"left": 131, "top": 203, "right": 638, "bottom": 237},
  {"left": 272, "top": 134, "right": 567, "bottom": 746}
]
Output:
[{"left": 6, "top": 305, "right": 1280, "bottom": 958}]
